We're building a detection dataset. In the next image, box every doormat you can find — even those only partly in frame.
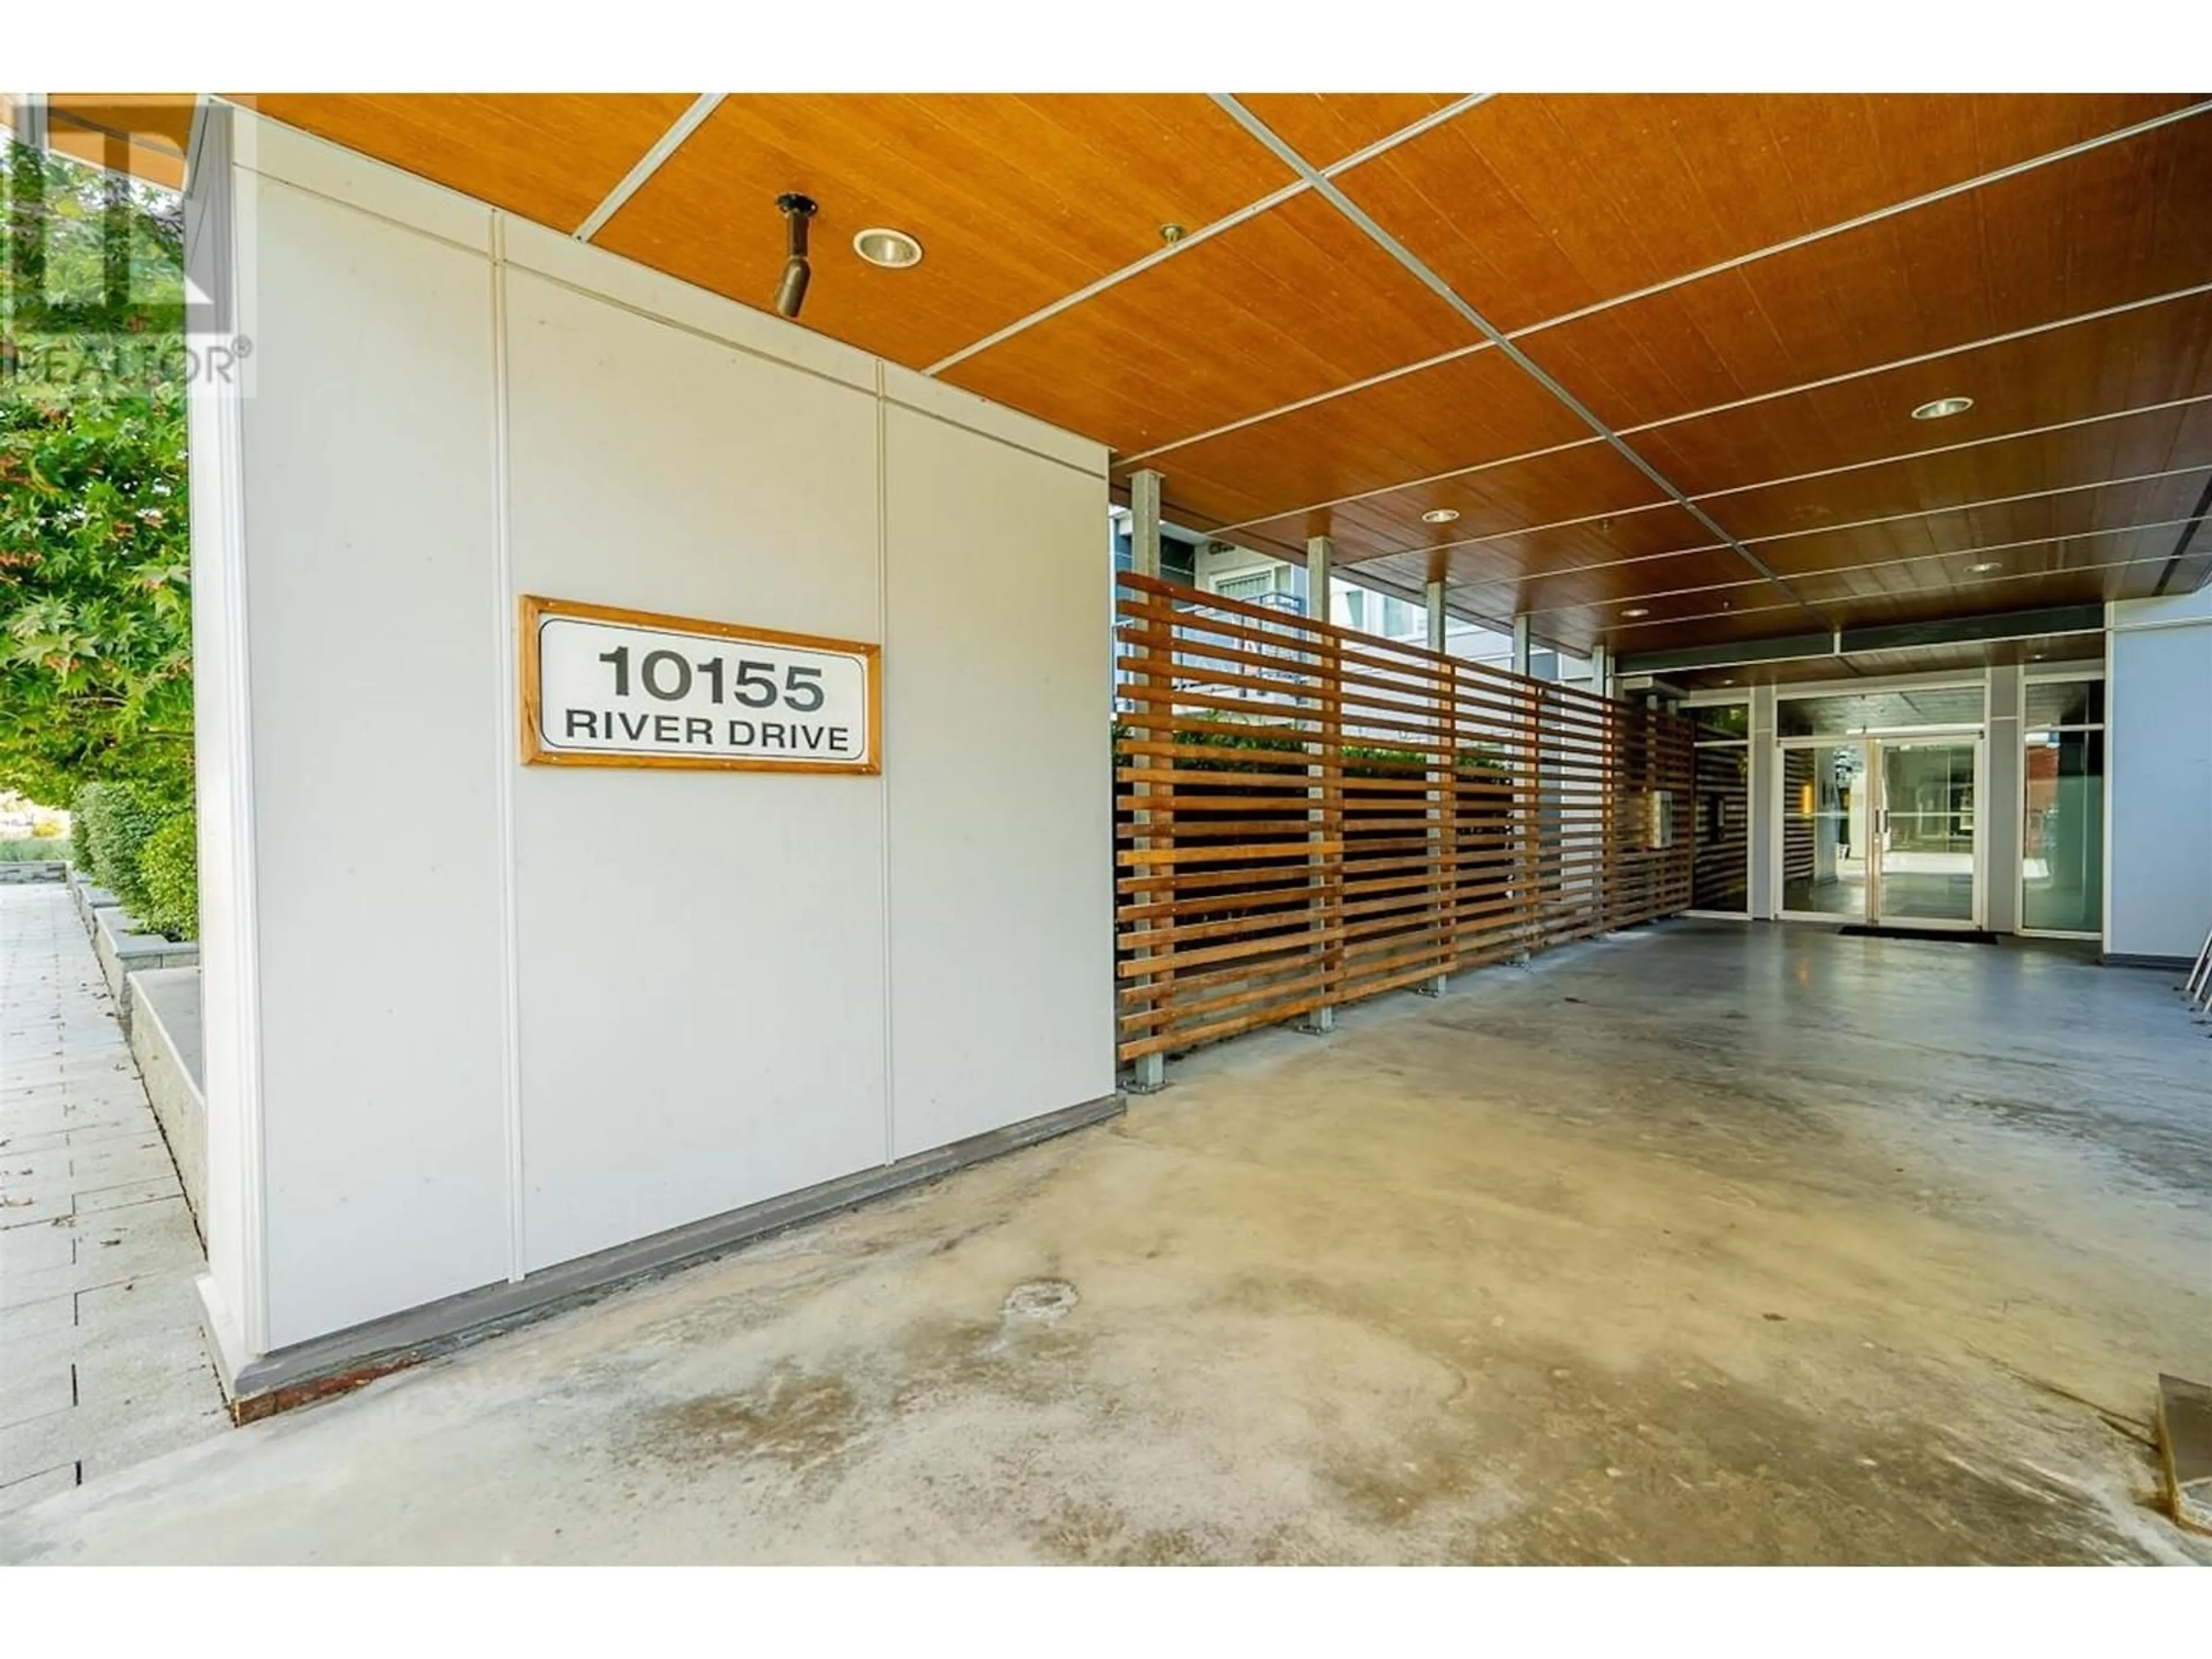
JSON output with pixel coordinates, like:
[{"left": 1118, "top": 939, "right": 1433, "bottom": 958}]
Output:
[{"left": 1836, "top": 925, "right": 1999, "bottom": 944}]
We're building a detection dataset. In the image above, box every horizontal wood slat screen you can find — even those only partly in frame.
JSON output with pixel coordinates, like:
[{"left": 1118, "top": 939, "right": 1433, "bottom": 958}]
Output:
[{"left": 1113, "top": 573, "right": 1694, "bottom": 1064}]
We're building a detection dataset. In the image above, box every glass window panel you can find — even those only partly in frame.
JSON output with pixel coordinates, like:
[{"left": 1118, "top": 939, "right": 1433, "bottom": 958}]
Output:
[
  {"left": 1779, "top": 685, "right": 1984, "bottom": 734},
  {"left": 2023, "top": 678, "right": 2104, "bottom": 728},
  {"left": 1876, "top": 738, "right": 1977, "bottom": 923},
  {"left": 1692, "top": 702, "right": 1749, "bottom": 739},
  {"left": 2022, "top": 729, "right": 2104, "bottom": 933},
  {"left": 1781, "top": 744, "right": 1867, "bottom": 916}
]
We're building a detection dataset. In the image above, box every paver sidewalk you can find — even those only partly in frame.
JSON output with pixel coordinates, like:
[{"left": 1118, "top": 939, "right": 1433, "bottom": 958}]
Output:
[{"left": 0, "top": 882, "right": 224, "bottom": 1514}]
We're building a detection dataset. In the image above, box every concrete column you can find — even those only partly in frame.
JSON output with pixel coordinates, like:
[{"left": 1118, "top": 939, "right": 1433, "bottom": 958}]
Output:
[
  {"left": 1300, "top": 533, "right": 1338, "bottom": 1033},
  {"left": 1511, "top": 613, "right": 1532, "bottom": 678},
  {"left": 1306, "top": 535, "right": 1334, "bottom": 624},
  {"left": 1590, "top": 643, "right": 1613, "bottom": 699},
  {"left": 1748, "top": 683, "right": 1779, "bottom": 920},
  {"left": 1423, "top": 577, "right": 1450, "bottom": 997},
  {"left": 1127, "top": 469, "right": 1166, "bottom": 1092},
  {"left": 1984, "top": 664, "right": 2022, "bottom": 935},
  {"left": 1129, "top": 470, "right": 1163, "bottom": 579}
]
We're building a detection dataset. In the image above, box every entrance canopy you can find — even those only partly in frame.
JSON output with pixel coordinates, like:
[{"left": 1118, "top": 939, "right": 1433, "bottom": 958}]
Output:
[{"left": 17, "top": 92, "right": 2212, "bottom": 675}]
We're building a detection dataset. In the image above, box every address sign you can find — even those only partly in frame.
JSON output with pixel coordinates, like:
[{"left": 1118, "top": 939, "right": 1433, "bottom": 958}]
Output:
[{"left": 520, "top": 596, "right": 881, "bottom": 774}]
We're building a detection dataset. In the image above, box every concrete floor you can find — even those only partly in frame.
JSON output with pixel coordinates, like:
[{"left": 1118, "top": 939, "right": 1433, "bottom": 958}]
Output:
[{"left": 3, "top": 920, "right": 2207, "bottom": 1565}]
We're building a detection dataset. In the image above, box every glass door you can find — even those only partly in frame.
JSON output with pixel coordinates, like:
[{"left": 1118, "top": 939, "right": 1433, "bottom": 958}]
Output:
[
  {"left": 1872, "top": 736, "right": 1980, "bottom": 927},
  {"left": 1779, "top": 741, "right": 1869, "bottom": 919}
]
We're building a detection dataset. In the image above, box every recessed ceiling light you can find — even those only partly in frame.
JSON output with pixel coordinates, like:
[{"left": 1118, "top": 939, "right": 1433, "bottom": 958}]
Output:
[
  {"left": 852, "top": 227, "right": 925, "bottom": 269},
  {"left": 1967, "top": 560, "right": 2003, "bottom": 574},
  {"left": 1719, "top": 679, "right": 1736, "bottom": 687},
  {"left": 1911, "top": 395, "right": 1974, "bottom": 421},
  {"left": 1421, "top": 508, "right": 1460, "bottom": 524},
  {"left": 1622, "top": 607, "right": 1650, "bottom": 618}
]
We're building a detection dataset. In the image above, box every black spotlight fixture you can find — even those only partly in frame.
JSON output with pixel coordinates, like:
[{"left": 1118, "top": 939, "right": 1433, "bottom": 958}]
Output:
[{"left": 774, "top": 192, "right": 818, "bottom": 319}]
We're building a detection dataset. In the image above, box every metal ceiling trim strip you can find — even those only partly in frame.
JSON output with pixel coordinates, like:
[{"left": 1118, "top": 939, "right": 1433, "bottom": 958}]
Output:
[
  {"left": 1521, "top": 531, "right": 2204, "bottom": 620},
  {"left": 1203, "top": 390, "right": 2212, "bottom": 540},
  {"left": 2150, "top": 474, "right": 2212, "bottom": 595},
  {"left": 1604, "top": 558, "right": 2173, "bottom": 638},
  {"left": 1202, "top": 433, "right": 1606, "bottom": 533},
  {"left": 1621, "top": 282, "right": 2212, "bottom": 438},
  {"left": 1444, "top": 514, "right": 2203, "bottom": 607},
  {"left": 1116, "top": 340, "right": 1497, "bottom": 468},
  {"left": 1205, "top": 288, "right": 2212, "bottom": 537},
  {"left": 1209, "top": 92, "right": 1835, "bottom": 631},
  {"left": 1118, "top": 104, "right": 2212, "bottom": 473},
  {"left": 1320, "top": 93, "right": 1495, "bottom": 178},
  {"left": 923, "top": 177, "right": 1314, "bottom": 375},
  {"left": 923, "top": 94, "right": 1494, "bottom": 380},
  {"left": 572, "top": 92, "right": 724, "bottom": 243},
  {"left": 1344, "top": 499, "right": 1695, "bottom": 566},
  {"left": 1737, "top": 462, "right": 2212, "bottom": 548},
  {"left": 1510, "top": 98, "right": 2212, "bottom": 347},
  {"left": 1278, "top": 451, "right": 2212, "bottom": 575},
  {"left": 1687, "top": 393, "right": 2212, "bottom": 502}
]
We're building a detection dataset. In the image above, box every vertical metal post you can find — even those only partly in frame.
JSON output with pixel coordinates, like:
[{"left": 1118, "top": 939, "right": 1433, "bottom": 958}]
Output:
[
  {"left": 7, "top": 93, "right": 49, "bottom": 152},
  {"left": 1300, "top": 535, "right": 1338, "bottom": 1034},
  {"left": 1422, "top": 577, "right": 1451, "bottom": 996},
  {"left": 1126, "top": 469, "right": 1166, "bottom": 1092},
  {"left": 1511, "top": 613, "right": 1540, "bottom": 959},
  {"left": 1748, "top": 683, "right": 1779, "bottom": 921}
]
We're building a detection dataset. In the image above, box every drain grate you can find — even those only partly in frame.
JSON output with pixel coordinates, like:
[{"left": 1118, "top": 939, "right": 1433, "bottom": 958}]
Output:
[{"left": 1002, "top": 1279, "right": 1080, "bottom": 1324}]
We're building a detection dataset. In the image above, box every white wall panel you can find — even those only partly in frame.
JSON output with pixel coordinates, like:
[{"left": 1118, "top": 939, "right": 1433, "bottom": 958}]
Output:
[
  {"left": 198, "top": 117, "right": 1121, "bottom": 1362},
  {"left": 241, "top": 180, "right": 510, "bottom": 1346},
  {"left": 503, "top": 271, "right": 891, "bottom": 1271},
  {"left": 882, "top": 406, "right": 1114, "bottom": 1156},
  {"left": 2109, "top": 594, "right": 2212, "bottom": 960}
]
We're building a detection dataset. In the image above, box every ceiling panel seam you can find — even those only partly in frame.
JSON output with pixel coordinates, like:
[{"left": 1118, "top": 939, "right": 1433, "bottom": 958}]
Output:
[
  {"left": 1734, "top": 463, "right": 2212, "bottom": 548},
  {"left": 1206, "top": 385, "right": 2212, "bottom": 535},
  {"left": 1124, "top": 104, "right": 2212, "bottom": 469},
  {"left": 1206, "top": 92, "right": 1835, "bottom": 632},
  {"left": 920, "top": 94, "right": 1495, "bottom": 378},
  {"left": 1506, "top": 97, "right": 2212, "bottom": 346},
  {"left": 1421, "top": 513, "right": 2205, "bottom": 598},
  {"left": 1516, "top": 537, "right": 2208, "bottom": 618},
  {"left": 571, "top": 93, "right": 724, "bottom": 243},
  {"left": 1601, "top": 547, "right": 2186, "bottom": 637},
  {"left": 2150, "top": 474, "right": 2212, "bottom": 594}
]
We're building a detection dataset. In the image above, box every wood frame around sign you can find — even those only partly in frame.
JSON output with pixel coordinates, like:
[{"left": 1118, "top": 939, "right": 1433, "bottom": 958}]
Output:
[{"left": 518, "top": 594, "right": 883, "bottom": 775}]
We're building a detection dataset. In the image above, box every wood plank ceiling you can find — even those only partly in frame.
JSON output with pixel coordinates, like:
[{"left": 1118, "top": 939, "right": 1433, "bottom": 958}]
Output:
[{"left": 218, "top": 93, "right": 2212, "bottom": 654}]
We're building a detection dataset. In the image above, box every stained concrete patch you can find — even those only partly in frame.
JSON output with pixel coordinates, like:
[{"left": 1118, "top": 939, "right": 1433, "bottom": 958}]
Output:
[
  {"left": 2, "top": 925, "right": 2207, "bottom": 1565},
  {"left": 647, "top": 1368, "right": 863, "bottom": 1476}
]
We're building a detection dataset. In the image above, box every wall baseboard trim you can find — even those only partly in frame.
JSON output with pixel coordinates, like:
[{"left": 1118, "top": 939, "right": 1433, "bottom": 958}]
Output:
[
  {"left": 201, "top": 1089, "right": 1125, "bottom": 1423},
  {"left": 2100, "top": 951, "right": 2196, "bottom": 972}
]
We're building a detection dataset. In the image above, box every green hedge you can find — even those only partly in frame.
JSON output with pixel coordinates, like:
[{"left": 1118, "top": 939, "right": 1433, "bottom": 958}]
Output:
[
  {"left": 72, "top": 782, "right": 198, "bottom": 941},
  {"left": 135, "top": 815, "right": 199, "bottom": 941}
]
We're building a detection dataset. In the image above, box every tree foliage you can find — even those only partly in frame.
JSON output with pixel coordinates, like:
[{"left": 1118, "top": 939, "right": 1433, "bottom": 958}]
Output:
[{"left": 1, "top": 140, "right": 191, "bottom": 806}]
